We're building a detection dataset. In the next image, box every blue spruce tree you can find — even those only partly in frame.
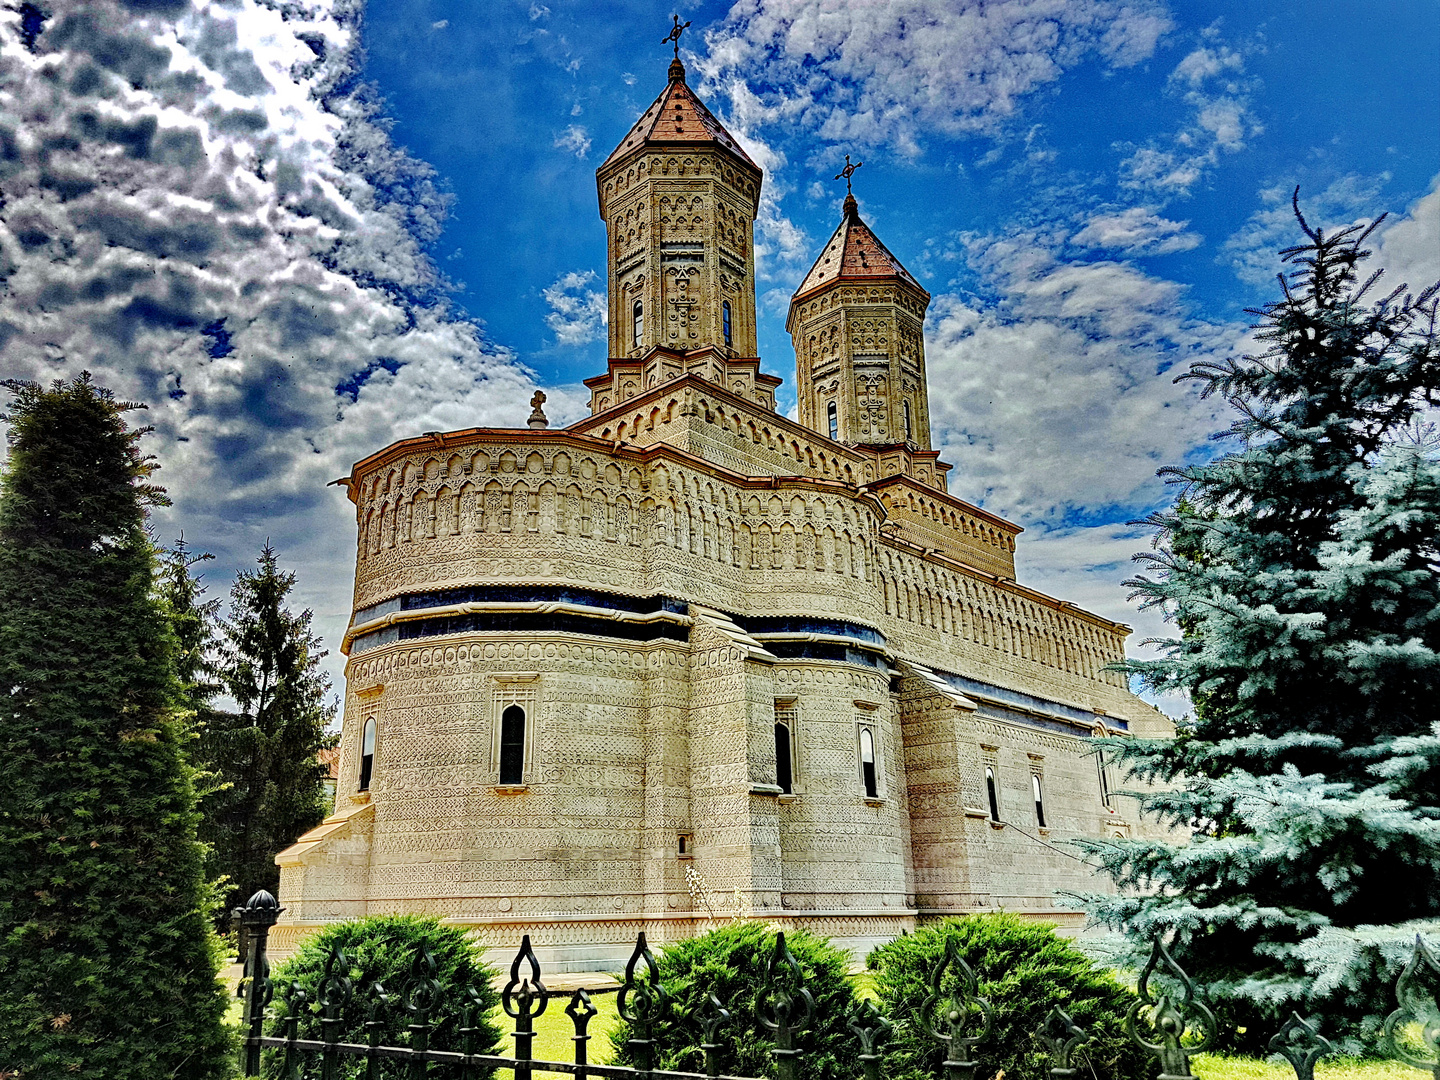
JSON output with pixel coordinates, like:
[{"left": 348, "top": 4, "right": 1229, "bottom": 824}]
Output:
[{"left": 1071, "top": 194, "right": 1440, "bottom": 1052}]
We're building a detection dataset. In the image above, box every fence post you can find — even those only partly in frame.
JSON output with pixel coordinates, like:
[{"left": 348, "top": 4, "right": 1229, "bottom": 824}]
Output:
[
  {"left": 363, "top": 979, "right": 391, "bottom": 1080},
  {"left": 919, "top": 937, "right": 991, "bottom": 1080},
  {"left": 568, "top": 988, "right": 599, "bottom": 1080},
  {"left": 503, "top": 935, "right": 550, "bottom": 1080},
  {"left": 849, "top": 999, "right": 893, "bottom": 1080},
  {"left": 281, "top": 983, "right": 306, "bottom": 1080},
  {"left": 236, "top": 889, "right": 283, "bottom": 1076},
  {"left": 700, "top": 993, "right": 733, "bottom": 1080},
  {"left": 757, "top": 932, "right": 814, "bottom": 1080},
  {"left": 405, "top": 943, "right": 442, "bottom": 1080},
  {"left": 1268, "top": 1013, "right": 1332, "bottom": 1080},
  {"left": 1038, "top": 1007, "right": 1087, "bottom": 1080},
  {"left": 1125, "top": 937, "right": 1215, "bottom": 1080},
  {"left": 318, "top": 945, "right": 354, "bottom": 1080},
  {"left": 1383, "top": 934, "right": 1440, "bottom": 1080},
  {"left": 619, "top": 932, "right": 670, "bottom": 1080}
]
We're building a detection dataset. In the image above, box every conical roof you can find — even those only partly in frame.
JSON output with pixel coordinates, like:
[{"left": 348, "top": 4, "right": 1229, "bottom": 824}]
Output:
[
  {"left": 600, "top": 59, "right": 759, "bottom": 173},
  {"left": 792, "top": 195, "right": 927, "bottom": 302}
]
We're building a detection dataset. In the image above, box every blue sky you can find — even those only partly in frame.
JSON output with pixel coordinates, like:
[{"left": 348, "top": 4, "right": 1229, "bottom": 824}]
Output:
[{"left": 0, "top": 0, "right": 1436, "bottom": 712}]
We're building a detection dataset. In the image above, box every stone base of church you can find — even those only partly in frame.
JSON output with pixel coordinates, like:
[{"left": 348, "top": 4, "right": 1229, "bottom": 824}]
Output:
[{"left": 266, "top": 907, "right": 1087, "bottom": 973}]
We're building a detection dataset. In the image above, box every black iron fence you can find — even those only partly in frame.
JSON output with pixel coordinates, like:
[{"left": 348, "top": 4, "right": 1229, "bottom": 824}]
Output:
[{"left": 235, "top": 890, "right": 1440, "bottom": 1080}]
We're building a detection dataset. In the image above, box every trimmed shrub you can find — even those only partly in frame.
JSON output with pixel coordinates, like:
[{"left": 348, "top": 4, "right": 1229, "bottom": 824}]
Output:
[
  {"left": 867, "top": 915, "right": 1151, "bottom": 1080},
  {"left": 609, "top": 922, "right": 863, "bottom": 1080},
  {"left": 265, "top": 915, "right": 503, "bottom": 1078}
]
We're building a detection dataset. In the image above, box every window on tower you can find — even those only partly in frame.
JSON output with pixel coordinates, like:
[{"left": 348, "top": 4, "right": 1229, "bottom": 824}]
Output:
[
  {"left": 827, "top": 400, "right": 838, "bottom": 440},
  {"left": 633, "top": 300, "right": 644, "bottom": 348},
  {"left": 903, "top": 400, "right": 913, "bottom": 441},
  {"left": 722, "top": 300, "right": 733, "bottom": 347},
  {"left": 986, "top": 766, "right": 1001, "bottom": 821},
  {"left": 774, "top": 721, "right": 793, "bottom": 794},
  {"left": 498, "top": 705, "right": 526, "bottom": 785},
  {"left": 358, "top": 717, "right": 376, "bottom": 791},
  {"left": 858, "top": 726, "right": 878, "bottom": 798}
]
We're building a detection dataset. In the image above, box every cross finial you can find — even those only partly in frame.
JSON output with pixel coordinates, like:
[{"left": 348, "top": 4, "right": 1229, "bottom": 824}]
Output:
[
  {"left": 662, "top": 14, "right": 691, "bottom": 58},
  {"left": 834, "top": 154, "right": 863, "bottom": 195}
]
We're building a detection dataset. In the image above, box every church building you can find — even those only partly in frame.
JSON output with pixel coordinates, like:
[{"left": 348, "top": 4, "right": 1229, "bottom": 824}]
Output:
[{"left": 272, "top": 51, "right": 1175, "bottom": 970}]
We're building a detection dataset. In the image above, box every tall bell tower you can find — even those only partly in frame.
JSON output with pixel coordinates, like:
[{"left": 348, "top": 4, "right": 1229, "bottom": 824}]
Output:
[
  {"left": 595, "top": 54, "right": 763, "bottom": 362},
  {"left": 786, "top": 192, "right": 933, "bottom": 449}
]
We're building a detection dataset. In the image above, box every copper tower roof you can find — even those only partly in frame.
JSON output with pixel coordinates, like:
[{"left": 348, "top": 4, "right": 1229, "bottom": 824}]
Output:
[
  {"left": 601, "top": 59, "right": 759, "bottom": 172},
  {"left": 792, "top": 194, "right": 927, "bottom": 302}
]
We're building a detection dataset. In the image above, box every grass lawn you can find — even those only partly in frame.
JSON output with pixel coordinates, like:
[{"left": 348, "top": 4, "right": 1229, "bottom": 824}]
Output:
[
  {"left": 510, "top": 991, "right": 625, "bottom": 1066},
  {"left": 1193, "top": 1055, "right": 1420, "bottom": 1080}
]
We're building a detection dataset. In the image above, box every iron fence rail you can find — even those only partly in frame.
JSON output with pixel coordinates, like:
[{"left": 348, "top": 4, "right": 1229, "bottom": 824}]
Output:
[{"left": 234, "top": 889, "right": 1440, "bottom": 1080}]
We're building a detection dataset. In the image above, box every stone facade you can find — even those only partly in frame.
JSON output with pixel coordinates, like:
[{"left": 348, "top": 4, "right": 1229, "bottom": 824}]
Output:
[{"left": 272, "top": 58, "right": 1175, "bottom": 972}]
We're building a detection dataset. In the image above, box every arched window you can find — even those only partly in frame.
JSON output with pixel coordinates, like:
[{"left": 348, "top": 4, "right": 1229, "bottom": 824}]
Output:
[
  {"left": 774, "top": 722, "right": 793, "bottom": 794},
  {"left": 859, "top": 727, "right": 878, "bottom": 798},
  {"left": 722, "top": 300, "right": 733, "bottom": 347},
  {"left": 985, "top": 766, "right": 1000, "bottom": 821},
  {"left": 359, "top": 717, "right": 376, "bottom": 792},
  {"left": 1097, "top": 752, "right": 1114, "bottom": 808},
  {"left": 1032, "top": 774, "right": 1047, "bottom": 828},
  {"left": 903, "top": 400, "right": 913, "bottom": 441},
  {"left": 827, "top": 400, "right": 838, "bottom": 441},
  {"left": 499, "top": 705, "right": 526, "bottom": 785},
  {"left": 633, "top": 300, "right": 644, "bottom": 348}
]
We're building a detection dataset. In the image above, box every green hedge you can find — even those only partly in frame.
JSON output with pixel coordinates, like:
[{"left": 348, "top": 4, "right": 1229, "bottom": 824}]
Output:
[
  {"left": 867, "top": 915, "right": 1151, "bottom": 1080},
  {"left": 265, "top": 915, "right": 503, "bottom": 1078},
  {"left": 609, "top": 923, "right": 863, "bottom": 1080}
]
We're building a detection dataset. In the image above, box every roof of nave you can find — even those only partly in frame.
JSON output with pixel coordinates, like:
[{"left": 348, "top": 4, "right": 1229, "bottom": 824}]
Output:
[
  {"left": 791, "top": 194, "right": 927, "bottom": 304},
  {"left": 599, "top": 59, "right": 759, "bottom": 174}
]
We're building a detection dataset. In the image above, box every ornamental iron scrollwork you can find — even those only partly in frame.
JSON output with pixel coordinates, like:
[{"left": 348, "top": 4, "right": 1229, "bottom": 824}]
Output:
[
  {"left": 504, "top": 934, "right": 550, "bottom": 1080},
  {"left": 1126, "top": 937, "right": 1215, "bottom": 1080},
  {"left": 568, "top": 988, "right": 600, "bottom": 1080},
  {"left": 1268, "top": 1013, "right": 1333, "bottom": 1080},
  {"left": 620, "top": 932, "right": 670, "bottom": 1075},
  {"left": 920, "top": 936, "right": 993, "bottom": 1080},
  {"left": 850, "top": 999, "right": 894, "bottom": 1080},
  {"left": 404, "top": 944, "right": 443, "bottom": 1071},
  {"left": 361, "top": 978, "right": 391, "bottom": 1080},
  {"left": 317, "top": 946, "right": 354, "bottom": 1080},
  {"left": 698, "top": 993, "right": 733, "bottom": 1079},
  {"left": 1383, "top": 934, "right": 1440, "bottom": 1080},
  {"left": 757, "top": 932, "right": 815, "bottom": 1080},
  {"left": 1038, "top": 1006, "right": 1089, "bottom": 1080}
]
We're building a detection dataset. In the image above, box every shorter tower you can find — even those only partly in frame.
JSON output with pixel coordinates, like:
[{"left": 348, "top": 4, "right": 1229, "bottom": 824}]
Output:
[{"left": 787, "top": 194, "right": 932, "bottom": 449}]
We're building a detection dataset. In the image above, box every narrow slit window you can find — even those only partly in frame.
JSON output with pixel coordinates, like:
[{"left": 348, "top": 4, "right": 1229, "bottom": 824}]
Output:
[
  {"left": 1033, "top": 774, "right": 1047, "bottom": 828},
  {"left": 903, "top": 400, "right": 913, "bottom": 441},
  {"left": 774, "top": 722, "right": 793, "bottom": 794},
  {"left": 985, "top": 766, "right": 1000, "bottom": 821},
  {"left": 1097, "top": 752, "right": 1113, "bottom": 808},
  {"left": 859, "top": 727, "right": 878, "bottom": 798},
  {"left": 358, "top": 717, "right": 376, "bottom": 792},
  {"left": 722, "top": 300, "right": 733, "bottom": 347},
  {"left": 827, "top": 400, "right": 839, "bottom": 441},
  {"left": 498, "top": 704, "right": 526, "bottom": 785},
  {"left": 633, "top": 300, "right": 644, "bottom": 348}
]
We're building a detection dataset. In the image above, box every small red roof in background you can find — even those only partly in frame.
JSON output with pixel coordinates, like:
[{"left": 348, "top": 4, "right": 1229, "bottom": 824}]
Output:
[{"left": 318, "top": 747, "right": 340, "bottom": 780}]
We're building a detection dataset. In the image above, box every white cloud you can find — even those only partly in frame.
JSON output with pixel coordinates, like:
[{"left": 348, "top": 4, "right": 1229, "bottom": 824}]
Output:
[
  {"left": 553, "top": 124, "right": 591, "bottom": 158},
  {"left": 542, "top": 269, "right": 607, "bottom": 345},
  {"left": 696, "top": 0, "right": 1171, "bottom": 155},
  {"left": 1374, "top": 174, "right": 1440, "bottom": 297},
  {"left": 1222, "top": 173, "right": 1389, "bottom": 287},
  {"left": 1071, "top": 207, "right": 1202, "bottom": 254},
  {"left": 925, "top": 230, "right": 1237, "bottom": 525},
  {"left": 0, "top": 0, "right": 553, "bottom": 694},
  {"left": 1118, "top": 44, "right": 1261, "bottom": 197}
]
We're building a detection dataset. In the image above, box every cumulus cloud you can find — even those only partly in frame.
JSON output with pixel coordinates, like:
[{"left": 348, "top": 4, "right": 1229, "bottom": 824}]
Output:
[
  {"left": 0, "top": 0, "right": 555, "bottom": 689},
  {"left": 553, "top": 124, "right": 591, "bottom": 158},
  {"left": 696, "top": 0, "right": 1170, "bottom": 155},
  {"left": 542, "top": 269, "right": 607, "bottom": 345},
  {"left": 925, "top": 230, "right": 1237, "bottom": 525},
  {"left": 1118, "top": 44, "right": 1261, "bottom": 197},
  {"left": 1376, "top": 174, "right": 1440, "bottom": 295},
  {"left": 1071, "top": 207, "right": 1202, "bottom": 254}
]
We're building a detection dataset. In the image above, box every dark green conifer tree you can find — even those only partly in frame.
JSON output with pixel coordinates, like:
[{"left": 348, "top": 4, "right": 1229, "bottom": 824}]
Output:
[
  {"left": 0, "top": 375, "right": 231, "bottom": 1077},
  {"left": 1071, "top": 197, "right": 1440, "bottom": 1051},
  {"left": 156, "top": 538, "right": 223, "bottom": 729},
  {"left": 199, "top": 544, "right": 332, "bottom": 913}
]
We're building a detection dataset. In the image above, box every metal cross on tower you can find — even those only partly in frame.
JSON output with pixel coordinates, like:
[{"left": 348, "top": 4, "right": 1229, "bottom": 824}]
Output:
[
  {"left": 662, "top": 14, "right": 691, "bottom": 57},
  {"left": 834, "top": 154, "right": 863, "bottom": 194}
]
